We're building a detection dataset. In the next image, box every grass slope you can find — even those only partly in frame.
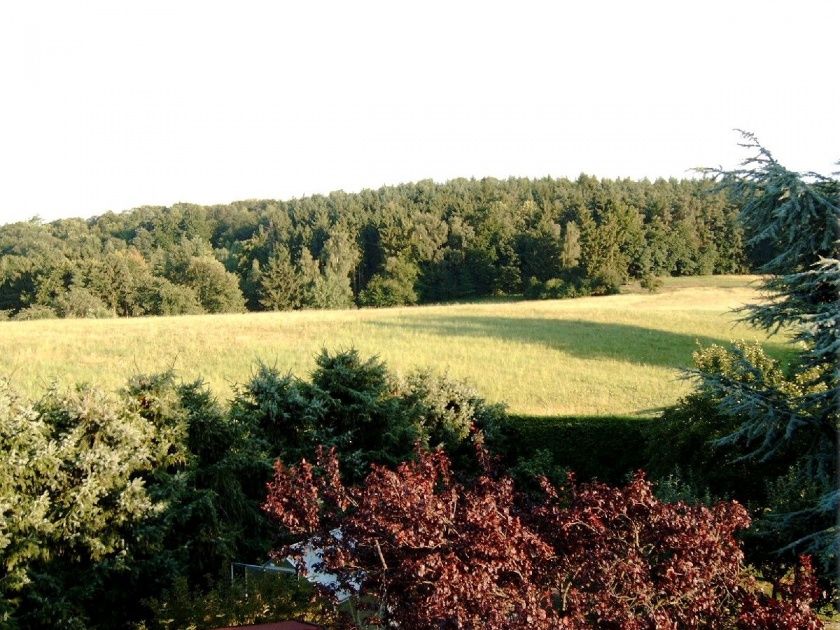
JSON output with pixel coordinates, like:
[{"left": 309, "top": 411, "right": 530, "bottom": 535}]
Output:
[{"left": 0, "top": 275, "right": 791, "bottom": 416}]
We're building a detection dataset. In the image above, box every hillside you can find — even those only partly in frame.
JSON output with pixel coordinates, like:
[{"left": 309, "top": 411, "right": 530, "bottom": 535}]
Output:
[{"left": 0, "top": 275, "right": 791, "bottom": 416}]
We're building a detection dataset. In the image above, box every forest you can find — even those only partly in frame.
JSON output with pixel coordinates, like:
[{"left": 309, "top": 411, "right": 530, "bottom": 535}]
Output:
[{"left": 0, "top": 175, "right": 749, "bottom": 319}]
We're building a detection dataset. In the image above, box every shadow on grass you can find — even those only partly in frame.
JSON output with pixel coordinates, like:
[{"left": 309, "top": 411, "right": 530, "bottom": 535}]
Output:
[{"left": 369, "top": 315, "right": 794, "bottom": 369}]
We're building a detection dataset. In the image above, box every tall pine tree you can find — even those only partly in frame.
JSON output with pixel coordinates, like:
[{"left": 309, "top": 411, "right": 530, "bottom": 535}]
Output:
[{"left": 695, "top": 132, "right": 839, "bottom": 574}]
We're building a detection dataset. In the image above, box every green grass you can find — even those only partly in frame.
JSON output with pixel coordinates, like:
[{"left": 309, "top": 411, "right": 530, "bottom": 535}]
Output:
[{"left": 0, "top": 275, "right": 792, "bottom": 416}]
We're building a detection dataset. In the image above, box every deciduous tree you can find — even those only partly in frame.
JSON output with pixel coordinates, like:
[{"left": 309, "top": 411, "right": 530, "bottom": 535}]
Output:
[{"left": 263, "top": 447, "right": 824, "bottom": 628}]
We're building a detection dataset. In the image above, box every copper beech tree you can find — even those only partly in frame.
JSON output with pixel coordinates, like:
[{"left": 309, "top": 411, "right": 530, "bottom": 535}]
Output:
[{"left": 263, "top": 446, "right": 823, "bottom": 629}]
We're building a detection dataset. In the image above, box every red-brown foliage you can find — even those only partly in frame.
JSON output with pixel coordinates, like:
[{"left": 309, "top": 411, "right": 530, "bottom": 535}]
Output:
[
  {"left": 262, "top": 448, "right": 823, "bottom": 629},
  {"left": 737, "top": 555, "right": 825, "bottom": 630},
  {"left": 531, "top": 470, "right": 759, "bottom": 628}
]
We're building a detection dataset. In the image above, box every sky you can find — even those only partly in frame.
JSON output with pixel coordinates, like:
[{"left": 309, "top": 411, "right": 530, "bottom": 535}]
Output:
[{"left": 0, "top": 0, "right": 837, "bottom": 224}]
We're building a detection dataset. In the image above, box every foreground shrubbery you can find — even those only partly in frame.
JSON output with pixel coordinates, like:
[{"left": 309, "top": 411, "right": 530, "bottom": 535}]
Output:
[
  {"left": 264, "top": 446, "right": 825, "bottom": 628},
  {"left": 143, "top": 574, "right": 331, "bottom": 630},
  {"left": 1, "top": 344, "right": 834, "bottom": 628},
  {"left": 0, "top": 372, "right": 273, "bottom": 627},
  {"left": 0, "top": 350, "right": 503, "bottom": 628}
]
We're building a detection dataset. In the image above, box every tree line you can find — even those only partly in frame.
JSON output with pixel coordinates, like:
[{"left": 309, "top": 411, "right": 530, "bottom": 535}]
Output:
[{"left": 0, "top": 175, "right": 748, "bottom": 319}]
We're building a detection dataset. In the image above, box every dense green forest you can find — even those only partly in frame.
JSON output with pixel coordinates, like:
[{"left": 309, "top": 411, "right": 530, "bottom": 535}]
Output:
[{"left": 0, "top": 176, "right": 749, "bottom": 319}]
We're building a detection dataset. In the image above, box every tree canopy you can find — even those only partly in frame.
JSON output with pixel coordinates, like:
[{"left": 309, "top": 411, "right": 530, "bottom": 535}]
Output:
[{"left": 0, "top": 176, "right": 748, "bottom": 318}]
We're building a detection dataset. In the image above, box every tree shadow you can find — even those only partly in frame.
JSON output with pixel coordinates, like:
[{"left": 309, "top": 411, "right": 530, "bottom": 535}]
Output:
[{"left": 368, "top": 315, "right": 793, "bottom": 369}]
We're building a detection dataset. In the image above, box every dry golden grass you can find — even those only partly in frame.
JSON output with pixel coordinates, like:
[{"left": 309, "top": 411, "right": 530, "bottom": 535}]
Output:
[{"left": 0, "top": 275, "right": 790, "bottom": 416}]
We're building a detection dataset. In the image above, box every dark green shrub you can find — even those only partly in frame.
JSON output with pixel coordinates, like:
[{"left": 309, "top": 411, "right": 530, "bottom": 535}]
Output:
[
  {"left": 145, "top": 573, "right": 330, "bottom": 630},
  {"left": 541, "top": 277, "right": 577, "bottom": 298},
  {"left": 231, "top": 349, "right": 502, "bottom": 483},
  {"left": 489, "top": 415, "right": 653, "bottom": 485},
  {"left": 231, "top": 353, "right": 405, "bottom": 487},
  {"left": 639, "top": 273, "right": 663, "bottom": 293},
  {"left": 358, "top": 256, "right": 419, "bottom": 307},
  {"left": 53, "top": 286, "right": 113, "bottom": 318},
  {"left": 308, "top": 349, "right": 415, "bottom": 478},
  {"left": 147, "top": 278, "right": 205, "bottom": 316},
  {"left": 585, "top": 268, "right": 623, "bottom": 295},
  {"left": 229, "top": 364, "right": 312, "bottom": 456},
  {"left": 12, "top": 304, "right": 56, "bottom": 320},
  {"left": 523, "top": 276, "right": 581, "bottom": 300},
  {"left": 125, "top": 372, "right": 274, "bottom": 581},
  {"left": 523, "top": 267, "right": 628, "bottom": 301}
]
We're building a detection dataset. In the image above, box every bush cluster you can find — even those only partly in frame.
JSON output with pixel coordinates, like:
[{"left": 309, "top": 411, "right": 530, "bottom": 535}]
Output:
[
  {"left": 0, "top": 350, "right": 502, "bottom": 629},
  {"left": 264, "top": 446, "right": 825, "bottom": 628},
  {"left": 523, "top": 269, "right": 622, "bottom": 301}
]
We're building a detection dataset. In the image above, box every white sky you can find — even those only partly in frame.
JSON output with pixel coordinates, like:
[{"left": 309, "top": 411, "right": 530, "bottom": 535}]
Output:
[{"left": 0, "top": 0, "right": 837, "bottom": 224}]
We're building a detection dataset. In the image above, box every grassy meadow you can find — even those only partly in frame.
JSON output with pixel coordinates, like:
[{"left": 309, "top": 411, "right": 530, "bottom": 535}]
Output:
[{"left": 1, "top": 275, "right": 792, "bottom": 417}]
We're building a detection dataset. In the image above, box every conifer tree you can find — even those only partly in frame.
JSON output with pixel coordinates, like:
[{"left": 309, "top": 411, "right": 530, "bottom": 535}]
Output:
[
  {"left": 560, "top": 220, "right": 581, "bottom": 269},
  {"left": 696, "top": 132, "right": 839, "bottom": 572},
  {"left": 259, "top": 246, "right": 302, "bottom": 311},
  {"left": 310, "top": 230, "right": 359, "bottom": 309}
]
